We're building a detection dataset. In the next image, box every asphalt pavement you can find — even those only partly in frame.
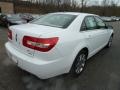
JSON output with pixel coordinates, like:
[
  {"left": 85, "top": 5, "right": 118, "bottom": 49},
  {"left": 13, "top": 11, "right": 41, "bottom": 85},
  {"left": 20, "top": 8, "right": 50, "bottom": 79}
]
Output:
[{"left": 0, "top": 21, "right": 120, "bottom": 90}]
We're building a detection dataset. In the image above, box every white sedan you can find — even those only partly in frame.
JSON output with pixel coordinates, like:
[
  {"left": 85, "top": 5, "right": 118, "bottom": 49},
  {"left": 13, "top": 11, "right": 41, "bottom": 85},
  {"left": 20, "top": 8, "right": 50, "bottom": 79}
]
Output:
[{"left": 5, "top": 12, "right": 114, "bottom": 79}]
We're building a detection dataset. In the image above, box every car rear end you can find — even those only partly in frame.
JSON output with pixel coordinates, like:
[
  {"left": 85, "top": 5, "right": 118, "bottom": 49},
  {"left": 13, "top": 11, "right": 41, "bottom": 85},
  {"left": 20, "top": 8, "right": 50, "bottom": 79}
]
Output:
[
  {"left": 5, "top": 23, "right": 70, "bottom": 79},
  {"left": 5, "top": 13, "right": 79, "bottom": 79}
]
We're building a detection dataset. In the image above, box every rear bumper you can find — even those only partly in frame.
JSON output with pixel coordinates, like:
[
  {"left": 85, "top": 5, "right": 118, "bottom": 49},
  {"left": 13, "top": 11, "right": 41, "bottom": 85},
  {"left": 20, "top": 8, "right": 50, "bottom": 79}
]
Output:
[{"left": 5, "top": 42, "right": 70, "bottom": 79}]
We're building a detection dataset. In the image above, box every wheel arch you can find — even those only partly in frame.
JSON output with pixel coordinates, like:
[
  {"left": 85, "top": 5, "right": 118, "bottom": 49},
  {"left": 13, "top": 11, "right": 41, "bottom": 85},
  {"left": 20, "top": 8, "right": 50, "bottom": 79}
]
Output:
[
  {"left": 111, "top": 33, "right": 114, "bottom": 37},
  {"left": 73, "top": 47, "right": 89, "bottom": 63},
  {"left": 69, "top": 46, "right": 89, "bottom": 72}
]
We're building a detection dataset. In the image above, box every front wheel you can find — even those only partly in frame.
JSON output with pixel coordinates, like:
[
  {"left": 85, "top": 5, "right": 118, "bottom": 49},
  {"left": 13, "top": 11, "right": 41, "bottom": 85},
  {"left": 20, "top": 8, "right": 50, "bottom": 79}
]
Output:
[
  {"left": 106, "top": 36, "right": 113, "bottom": 48},
  {"left": 70, "top": 50, "right": 87, "bottom": 77}
]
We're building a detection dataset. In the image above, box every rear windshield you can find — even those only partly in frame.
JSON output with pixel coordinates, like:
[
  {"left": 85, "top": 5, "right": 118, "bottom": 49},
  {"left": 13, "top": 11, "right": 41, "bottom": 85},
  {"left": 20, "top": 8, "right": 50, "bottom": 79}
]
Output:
[{"left": 31, "top": 14, "right": 77, "bottom": 28}]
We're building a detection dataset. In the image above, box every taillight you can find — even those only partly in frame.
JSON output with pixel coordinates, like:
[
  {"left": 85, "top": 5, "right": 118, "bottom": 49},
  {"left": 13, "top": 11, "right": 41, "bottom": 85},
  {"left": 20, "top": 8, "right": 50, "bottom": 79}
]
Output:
[
  {"left": 8, "top": 30, "right": 12, "bottom": 40},
  {"left": 23, "top": 36, "right": 59, "bottom": 52}
]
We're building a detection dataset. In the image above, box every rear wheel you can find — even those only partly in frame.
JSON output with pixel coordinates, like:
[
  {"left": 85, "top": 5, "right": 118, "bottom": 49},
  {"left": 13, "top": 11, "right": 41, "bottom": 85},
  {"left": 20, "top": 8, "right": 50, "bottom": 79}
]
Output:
[{"left": 70, "top": 50, "right": 87, "bottom": 77}]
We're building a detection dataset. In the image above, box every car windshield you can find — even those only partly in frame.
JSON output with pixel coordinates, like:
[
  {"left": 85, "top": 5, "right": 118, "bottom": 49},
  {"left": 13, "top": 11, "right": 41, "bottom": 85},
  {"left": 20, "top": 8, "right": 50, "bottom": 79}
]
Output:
[{"left": 31, "top": 14, "right": 77, "bottom": 28}]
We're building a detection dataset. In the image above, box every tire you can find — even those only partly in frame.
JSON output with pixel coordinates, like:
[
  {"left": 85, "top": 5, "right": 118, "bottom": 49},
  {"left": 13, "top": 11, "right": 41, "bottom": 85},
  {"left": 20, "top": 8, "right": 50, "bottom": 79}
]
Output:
[
  {"left": 70, "top": 50, "right": 87, "bottom": 77},
  {"left": 106, "top": 36, "right": 113, "bottom": 48}
]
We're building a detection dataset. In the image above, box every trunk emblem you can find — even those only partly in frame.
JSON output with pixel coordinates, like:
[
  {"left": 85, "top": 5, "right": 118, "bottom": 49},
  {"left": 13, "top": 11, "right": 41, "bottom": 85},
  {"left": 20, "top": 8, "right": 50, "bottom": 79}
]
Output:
[{"left": 15, "top": 34, "right": 18, "bottom": 42}]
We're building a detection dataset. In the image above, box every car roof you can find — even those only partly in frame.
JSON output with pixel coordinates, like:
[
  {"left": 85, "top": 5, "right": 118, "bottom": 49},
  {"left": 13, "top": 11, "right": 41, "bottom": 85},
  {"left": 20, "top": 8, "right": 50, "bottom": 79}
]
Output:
[{"left": 51, "top": 12, "right": 97, "bottom": 17}]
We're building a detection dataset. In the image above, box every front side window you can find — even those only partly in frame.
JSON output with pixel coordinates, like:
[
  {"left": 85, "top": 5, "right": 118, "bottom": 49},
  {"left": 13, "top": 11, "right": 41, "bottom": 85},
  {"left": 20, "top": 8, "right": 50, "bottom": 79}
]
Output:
[
  {"left": 85, "top": 16, "right": 97, "bottom": 30},
  {"left": 95, "top": 17, "right": 106, "bottom": 29},
  {"left": 31, "top": 14, "right": 77, "bottom": 28}
]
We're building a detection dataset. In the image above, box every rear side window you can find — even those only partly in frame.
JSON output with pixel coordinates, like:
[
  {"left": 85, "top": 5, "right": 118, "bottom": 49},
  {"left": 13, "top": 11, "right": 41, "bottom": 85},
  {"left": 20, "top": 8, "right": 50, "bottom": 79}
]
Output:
[{"left": 84, "top": 16, "right": 97, "bottom": 30}]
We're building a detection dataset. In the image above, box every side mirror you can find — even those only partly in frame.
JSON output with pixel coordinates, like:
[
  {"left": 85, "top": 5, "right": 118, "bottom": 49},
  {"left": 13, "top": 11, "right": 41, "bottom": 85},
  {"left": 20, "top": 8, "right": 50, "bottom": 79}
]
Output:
[{"left": 106, "top": 25, "right": 113, "bottom": 29}]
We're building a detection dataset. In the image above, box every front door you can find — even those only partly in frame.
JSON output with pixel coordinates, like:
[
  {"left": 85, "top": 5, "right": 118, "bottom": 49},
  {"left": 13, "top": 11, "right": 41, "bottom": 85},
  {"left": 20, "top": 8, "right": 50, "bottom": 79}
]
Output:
[{"left": 81, "top": 16, "right": 104, "bottom": 56}]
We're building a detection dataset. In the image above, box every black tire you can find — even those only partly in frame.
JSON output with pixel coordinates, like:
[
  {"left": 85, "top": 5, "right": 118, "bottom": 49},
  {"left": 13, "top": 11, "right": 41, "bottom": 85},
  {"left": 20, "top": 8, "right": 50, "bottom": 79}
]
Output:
[
  {"left": 106, "top": 36, "right": 113, "bottom": 48},
  {"left": 70, "top": 50, "right": 87, "bottom": 77}
]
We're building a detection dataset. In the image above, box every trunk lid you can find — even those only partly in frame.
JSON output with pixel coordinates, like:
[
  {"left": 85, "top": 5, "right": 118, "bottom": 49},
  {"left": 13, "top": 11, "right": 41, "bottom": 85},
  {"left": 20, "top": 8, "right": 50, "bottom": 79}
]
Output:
[{"left": 9, "top": 23, "right": 62, "bottom": 57}]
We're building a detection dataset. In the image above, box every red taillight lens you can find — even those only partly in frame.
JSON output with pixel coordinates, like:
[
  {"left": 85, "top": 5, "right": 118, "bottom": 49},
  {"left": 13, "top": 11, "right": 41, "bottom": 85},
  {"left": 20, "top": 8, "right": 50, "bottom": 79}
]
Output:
[
  {"left": 23, "top": 36, "right": 59, "bottom": 52},
  {"left": 8, "top": 30, "right": 12, "bottom": 40}
]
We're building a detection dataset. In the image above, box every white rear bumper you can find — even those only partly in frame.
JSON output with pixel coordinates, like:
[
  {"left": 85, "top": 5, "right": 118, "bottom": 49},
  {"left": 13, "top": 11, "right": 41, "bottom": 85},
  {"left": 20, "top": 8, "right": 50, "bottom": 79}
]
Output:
[{"left": 5, "top": 42, "right": 70, "bottom": 79}]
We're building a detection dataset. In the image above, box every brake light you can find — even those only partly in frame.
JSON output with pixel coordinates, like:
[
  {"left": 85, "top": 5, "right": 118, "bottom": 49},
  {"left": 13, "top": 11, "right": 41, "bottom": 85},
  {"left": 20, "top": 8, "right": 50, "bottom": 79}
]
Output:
[
  {"left": 23, "top": 36, "right": 59, "bottom": 52},
  {"left": 8, "top": 30, "right": 12, "bottom": 40}
]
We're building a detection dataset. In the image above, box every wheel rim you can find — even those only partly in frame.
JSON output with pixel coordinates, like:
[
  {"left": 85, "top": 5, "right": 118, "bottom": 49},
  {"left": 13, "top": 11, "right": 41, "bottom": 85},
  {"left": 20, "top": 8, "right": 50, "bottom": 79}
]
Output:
[
  {"left": 75, "top": 54, "right": 86, "bottom": 74},
  {"left": 108, "top": 37, "right": 113, "bottom": 47}
]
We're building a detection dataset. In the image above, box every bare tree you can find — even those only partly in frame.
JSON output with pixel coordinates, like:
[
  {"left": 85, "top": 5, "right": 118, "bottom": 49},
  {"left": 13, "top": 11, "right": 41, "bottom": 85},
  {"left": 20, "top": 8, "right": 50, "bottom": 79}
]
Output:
[
  {"left": 109, "top": 0, "right": 120, "bottom": 15},
  {"left": 101, "top": 0, "right": 111, "bottom": 16},
  {"left": 71, "top": 0, "right": 77, "bottom": 9},
  {"left": 80, "top": 0, "right": 88, "bottom": 12},
  {"left": 101, "top": 0, "right": 110, "bottom": 7},
  {"left": 110, "top": 0, "right": 119, "bottom": 7}
]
